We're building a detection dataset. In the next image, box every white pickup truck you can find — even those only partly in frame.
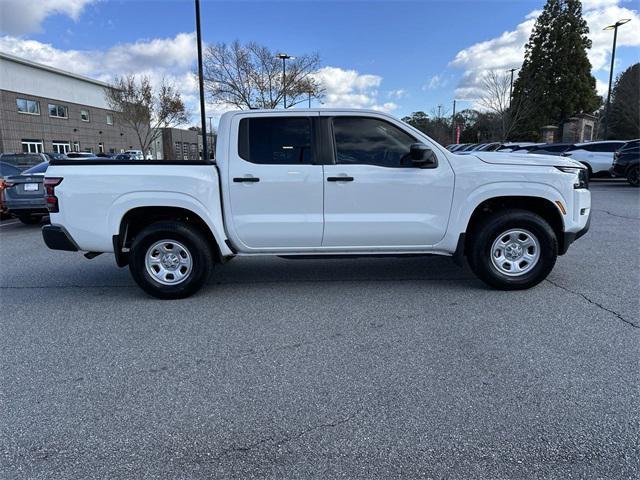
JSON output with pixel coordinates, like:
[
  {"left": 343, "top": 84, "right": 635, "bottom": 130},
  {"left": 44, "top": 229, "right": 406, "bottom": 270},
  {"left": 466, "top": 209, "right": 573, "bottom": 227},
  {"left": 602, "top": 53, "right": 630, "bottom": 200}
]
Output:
[{"left": 42, "top": 109, "right": 591, "bottom": 299}]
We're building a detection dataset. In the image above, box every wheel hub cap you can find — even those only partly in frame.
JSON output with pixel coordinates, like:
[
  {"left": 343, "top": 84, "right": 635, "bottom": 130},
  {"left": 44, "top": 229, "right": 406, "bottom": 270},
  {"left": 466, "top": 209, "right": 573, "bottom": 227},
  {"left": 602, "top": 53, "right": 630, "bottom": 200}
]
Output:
[
  {"left": 145, "top": 240, "right": 193, "bottom": 285},
  {"left": 490, "top": 229, "right": 540, "bottom": 277}
]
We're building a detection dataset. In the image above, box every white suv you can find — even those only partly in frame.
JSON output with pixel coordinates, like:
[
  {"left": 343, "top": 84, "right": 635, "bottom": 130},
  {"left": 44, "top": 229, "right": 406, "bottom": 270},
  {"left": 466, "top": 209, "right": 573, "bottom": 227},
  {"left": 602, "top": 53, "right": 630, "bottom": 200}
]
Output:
[{"left": 562, "top": 141, "right": 626, "bottom": 176}]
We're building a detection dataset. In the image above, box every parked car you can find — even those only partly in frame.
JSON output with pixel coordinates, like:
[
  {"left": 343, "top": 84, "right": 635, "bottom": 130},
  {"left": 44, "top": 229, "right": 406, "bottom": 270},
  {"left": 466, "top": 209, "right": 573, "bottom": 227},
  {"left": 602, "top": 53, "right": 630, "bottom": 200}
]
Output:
[
  {"left": 496, "top": 142, "right": 539, "bottom": 152},
  {"left": 42, "top": 108, "right": 591, "bottom": 299},
  {"left": 95, "top": 152, "right": 117, "bottom": 158},
  {"left": 561, "top": 140, "right": 626, "bottom": 176},
  {"left": 449, "top": 144, "right": 470, "bottom": 152},
  {"left": 528, "top": 143, "right": 573, "bottom": 156},
  {"left": 44, "top": 152, "right": 68, "bottom": 161},
  {"left": 114, "top": 153, "right": 139, "bottom": 161},
  {"left": 610, "top": 140, "right": 640, "bottom": 187},
  {"left": 66, "top": 152, "right": 98, "bottom": 159},
  {"left": 477, "top": 143, "right": 501, "bottom": 152},
  {"left": 0, "top": 152, "right": 48, "bottom": 169},
  {"left": 2, "top": 161, "right": 49, "bottom": 224},
  {"left": 124, "top": 150, "right": 144, "bottom": 160},
  {"left": 1, "top": 161, "right": 25, "bottom": 218}
]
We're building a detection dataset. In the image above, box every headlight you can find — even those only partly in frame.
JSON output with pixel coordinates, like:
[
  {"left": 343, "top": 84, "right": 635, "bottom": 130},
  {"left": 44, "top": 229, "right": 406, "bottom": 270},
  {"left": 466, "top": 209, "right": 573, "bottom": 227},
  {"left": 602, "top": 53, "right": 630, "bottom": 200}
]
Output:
[{"left": 555, "top": 166, "right": 589, "bottom": 189}]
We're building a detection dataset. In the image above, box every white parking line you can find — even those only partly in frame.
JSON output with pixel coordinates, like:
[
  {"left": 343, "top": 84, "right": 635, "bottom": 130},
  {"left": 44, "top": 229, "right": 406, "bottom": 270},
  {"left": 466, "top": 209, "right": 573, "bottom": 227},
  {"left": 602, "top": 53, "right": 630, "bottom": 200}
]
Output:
[{"left": 0, "top": 220, "right": 21, "bottom": 228}]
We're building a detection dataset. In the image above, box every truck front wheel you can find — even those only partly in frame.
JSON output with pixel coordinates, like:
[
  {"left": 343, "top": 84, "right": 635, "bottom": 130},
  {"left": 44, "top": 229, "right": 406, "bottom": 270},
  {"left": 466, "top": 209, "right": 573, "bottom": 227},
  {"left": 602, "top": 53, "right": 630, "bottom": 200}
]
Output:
[
  {"left": 128, "top": 221, "right": 214, "bottom": 299},
  {"left": 467, "top": 210, "right": 558, "bottom": 290}
]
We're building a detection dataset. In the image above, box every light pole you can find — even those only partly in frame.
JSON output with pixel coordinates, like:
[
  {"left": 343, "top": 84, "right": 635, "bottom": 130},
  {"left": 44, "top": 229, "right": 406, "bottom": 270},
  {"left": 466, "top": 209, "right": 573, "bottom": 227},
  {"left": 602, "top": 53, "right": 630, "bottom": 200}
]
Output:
[
  {"left": 506, "top": 67, "right": 519, "bottom": 108},
  {"left": 451, "top": 99, "right": 456, "bottom": 144},
  {"left": 194, "top": 0, "right": 208, "bottom": 161},
  {"left": 276, "top": 53, "right": 294, "bottom": 108},
  {"left": 603, "top": 19, "right": 631, "bottom": 139}
]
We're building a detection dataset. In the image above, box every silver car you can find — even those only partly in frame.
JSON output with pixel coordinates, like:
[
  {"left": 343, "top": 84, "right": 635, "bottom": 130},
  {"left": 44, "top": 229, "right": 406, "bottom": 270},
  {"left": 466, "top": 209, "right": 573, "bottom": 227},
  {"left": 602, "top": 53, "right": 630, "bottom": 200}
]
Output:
[{"left": 2, "top": 161, "right": 48, "bottom": 224}]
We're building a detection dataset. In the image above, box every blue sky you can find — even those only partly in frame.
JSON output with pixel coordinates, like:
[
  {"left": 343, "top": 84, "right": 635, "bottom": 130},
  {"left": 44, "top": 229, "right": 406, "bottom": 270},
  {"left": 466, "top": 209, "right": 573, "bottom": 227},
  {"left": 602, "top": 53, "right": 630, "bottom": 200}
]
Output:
[{"left": 1, "top": 0, "right": 639, "bottom": 123}]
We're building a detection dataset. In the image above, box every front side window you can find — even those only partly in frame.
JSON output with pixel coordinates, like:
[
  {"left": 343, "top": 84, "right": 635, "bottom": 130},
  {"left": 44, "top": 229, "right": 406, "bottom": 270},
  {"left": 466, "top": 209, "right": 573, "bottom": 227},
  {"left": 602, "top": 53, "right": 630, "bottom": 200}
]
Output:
[
  {"left": 48, "top": 104, "right": 68, "bottom": 118},
  {"left": 332, "top": 117, "right": 416, "bottom": 168},
  {"left": 238, "top": 117, "right": 313, "bottom": 164},
  {"left": 80, "top": 109, "right": 90, "bottom": 122},
  {"left": 17, "top": 98, "right": 40, "bottom": 115}
]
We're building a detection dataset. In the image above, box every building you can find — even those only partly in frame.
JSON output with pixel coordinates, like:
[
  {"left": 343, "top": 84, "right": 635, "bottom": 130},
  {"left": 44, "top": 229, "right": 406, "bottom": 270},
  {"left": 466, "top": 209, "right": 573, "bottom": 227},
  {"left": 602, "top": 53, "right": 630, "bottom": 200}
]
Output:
[
  {"left": 0, "top": 52, "right": 139, "bottom": 155},
  {"left": 148, "top": 127, "right": 200, "bottom": 161}
]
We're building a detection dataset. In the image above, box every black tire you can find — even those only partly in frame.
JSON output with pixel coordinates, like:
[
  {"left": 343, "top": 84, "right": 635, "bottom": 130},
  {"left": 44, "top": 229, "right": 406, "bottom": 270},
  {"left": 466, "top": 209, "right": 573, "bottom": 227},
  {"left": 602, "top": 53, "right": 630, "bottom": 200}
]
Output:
[
  {"left": 17, "top": 214, "right": 43, "bottom": 225},
  {"left": 128, "top": 221, "right": 214, "bottom": 299},
  {"left": 467, "top": 209, "right": 558, "bottom": 290},
  {"left": 626, "top": 165, "right": 639, "bottom": 187}
]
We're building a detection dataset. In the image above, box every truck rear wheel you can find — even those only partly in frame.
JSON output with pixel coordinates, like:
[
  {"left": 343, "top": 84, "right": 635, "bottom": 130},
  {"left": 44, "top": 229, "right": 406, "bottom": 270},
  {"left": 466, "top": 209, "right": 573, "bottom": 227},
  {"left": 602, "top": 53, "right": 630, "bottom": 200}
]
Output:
[
  {"left": 128, "top": 221, "right": 214, "bottom": 299},
  {"left": 467, "top": 209, "right": 558, "bottom": 290}
]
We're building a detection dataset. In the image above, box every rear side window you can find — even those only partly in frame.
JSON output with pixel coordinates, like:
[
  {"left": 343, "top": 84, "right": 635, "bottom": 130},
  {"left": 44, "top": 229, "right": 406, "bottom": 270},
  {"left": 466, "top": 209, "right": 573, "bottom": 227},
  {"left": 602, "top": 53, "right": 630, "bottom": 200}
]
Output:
[
  {"left": 582, "top": 142, "right": 624, "bottom": 152},
  {"left": 332, "top": 116, "right": 416, "bottom": 168},
  {"left": 238, "top": 117, "right": 313, "bottom": 164}
]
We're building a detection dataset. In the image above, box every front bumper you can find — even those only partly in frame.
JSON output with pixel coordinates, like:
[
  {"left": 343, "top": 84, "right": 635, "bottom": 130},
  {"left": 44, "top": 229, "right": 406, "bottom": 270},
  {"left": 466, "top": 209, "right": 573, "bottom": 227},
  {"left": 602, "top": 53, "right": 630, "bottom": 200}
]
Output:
[
  {"left": 42, "top": 225, "right": 79, "bottom": 252},
  {"left": 560, "top": 210, "right": 591, "bottom": 255},
  {"left": 609, "top": 164, "right": 627, "bottom": 178}
]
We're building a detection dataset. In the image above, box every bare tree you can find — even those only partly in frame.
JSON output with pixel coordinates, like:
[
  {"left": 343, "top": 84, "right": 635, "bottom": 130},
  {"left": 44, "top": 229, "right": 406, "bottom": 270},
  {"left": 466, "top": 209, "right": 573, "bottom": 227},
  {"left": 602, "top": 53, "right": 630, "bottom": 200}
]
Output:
[
  {"left": 202, "top": 40, "right": 324, "bottom": 109},
  {"left": 104, "top": 75, "right": 189, "bottom": 157},
  {"left": 477, "top": 70, "right": 528, "bottom": 141}
]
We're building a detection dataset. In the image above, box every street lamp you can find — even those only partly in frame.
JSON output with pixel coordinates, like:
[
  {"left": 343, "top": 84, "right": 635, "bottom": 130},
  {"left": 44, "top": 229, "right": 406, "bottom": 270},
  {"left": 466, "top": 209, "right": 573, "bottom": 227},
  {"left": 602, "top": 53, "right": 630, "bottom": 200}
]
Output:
[
  {"left": 603, "top": 18, "right": 631, "bottom": 139},
  {"left": 276, "top": 53, "right": 294, "bottom": 108},
  {"left": 194, "top": 0, "right": 208, "bottom": 161}
]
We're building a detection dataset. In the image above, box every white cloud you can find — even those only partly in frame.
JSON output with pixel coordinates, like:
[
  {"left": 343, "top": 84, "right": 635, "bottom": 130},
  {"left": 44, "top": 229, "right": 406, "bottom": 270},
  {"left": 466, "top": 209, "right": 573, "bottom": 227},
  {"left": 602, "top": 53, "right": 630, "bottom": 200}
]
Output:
[
  {"left": 387, "top": 89, "right": 407, "bottom": 99},
  {"left": 312, "top": 66, "right": 397, "bottom": 112},
  {"left": 0, "top": 0, "right": 96, "bottom": 35},
  {"left": 424, "top": 74, "right": 449, "bottom": 90},
  {"left": 449, "top": 0, "right": 640, "bottom": 102}
]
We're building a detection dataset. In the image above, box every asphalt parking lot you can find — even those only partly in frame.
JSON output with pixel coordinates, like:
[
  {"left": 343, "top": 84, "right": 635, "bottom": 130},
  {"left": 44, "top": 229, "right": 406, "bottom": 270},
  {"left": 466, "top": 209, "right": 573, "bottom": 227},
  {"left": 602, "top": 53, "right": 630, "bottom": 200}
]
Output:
[{"left": 1, "top": 180, "right": 638, "bottom": 479}]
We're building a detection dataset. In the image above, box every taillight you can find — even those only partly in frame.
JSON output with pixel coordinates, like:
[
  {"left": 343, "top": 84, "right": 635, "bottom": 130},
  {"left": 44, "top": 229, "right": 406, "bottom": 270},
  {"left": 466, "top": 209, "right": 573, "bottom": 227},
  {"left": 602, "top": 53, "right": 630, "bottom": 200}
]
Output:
[{"left": 44, "top": 177, "right": 63, "bottom": 213}]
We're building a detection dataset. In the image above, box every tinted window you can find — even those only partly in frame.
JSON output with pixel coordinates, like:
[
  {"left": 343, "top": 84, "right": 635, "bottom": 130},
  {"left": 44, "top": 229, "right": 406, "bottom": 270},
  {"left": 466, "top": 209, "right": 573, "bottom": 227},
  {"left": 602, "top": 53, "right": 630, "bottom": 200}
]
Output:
[
  {"left": 239, "top": 117, "right": 313, "bottom": 165},
  {"left": 332, "top": 117, "right": 416, "bottom": 168},
  {"left": 583, "top": 142, "right": 624, "bottom": 152},
  {"left": 538, "top": 144, "right": 571, "bottom": 153}
]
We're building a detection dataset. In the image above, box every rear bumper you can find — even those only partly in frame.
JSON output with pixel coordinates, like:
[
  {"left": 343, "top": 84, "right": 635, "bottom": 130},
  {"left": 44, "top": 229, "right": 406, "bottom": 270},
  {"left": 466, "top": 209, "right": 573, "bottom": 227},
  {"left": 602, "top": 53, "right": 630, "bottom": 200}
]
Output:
[
  {"left": 4, "top": 198, "right": 47, "bottom": 214},
  {"left": 42, "top": 225, "right": 79, "bottom": 252}
]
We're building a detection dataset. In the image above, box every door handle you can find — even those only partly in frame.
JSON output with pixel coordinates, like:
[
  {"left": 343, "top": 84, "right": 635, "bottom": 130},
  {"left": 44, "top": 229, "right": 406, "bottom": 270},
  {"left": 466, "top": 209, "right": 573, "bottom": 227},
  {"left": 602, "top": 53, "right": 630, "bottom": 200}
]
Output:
[
  {"left": 233, "top": 177, "right": 260, "bottom": 183},
  {"left": 327, "top": 176, "right": 354, "bottom": 182}
]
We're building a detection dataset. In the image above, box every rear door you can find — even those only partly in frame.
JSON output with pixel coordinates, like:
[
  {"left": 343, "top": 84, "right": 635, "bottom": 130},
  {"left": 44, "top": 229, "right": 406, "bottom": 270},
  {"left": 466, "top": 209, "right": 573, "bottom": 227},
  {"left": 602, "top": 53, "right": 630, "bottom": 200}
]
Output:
[
  {"left": 227, "top": 114, "right": 324, "bottom": 250},
  {"left": 322, "top": 115, "right": 454, "bottom": 248}
]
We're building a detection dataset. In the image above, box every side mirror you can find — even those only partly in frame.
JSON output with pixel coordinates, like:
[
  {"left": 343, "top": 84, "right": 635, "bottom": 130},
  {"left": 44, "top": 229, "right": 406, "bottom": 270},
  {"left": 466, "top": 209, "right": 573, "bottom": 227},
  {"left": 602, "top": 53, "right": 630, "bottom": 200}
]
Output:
[{"left": 410, "top": 143, "right": 437, "bottom": 167}]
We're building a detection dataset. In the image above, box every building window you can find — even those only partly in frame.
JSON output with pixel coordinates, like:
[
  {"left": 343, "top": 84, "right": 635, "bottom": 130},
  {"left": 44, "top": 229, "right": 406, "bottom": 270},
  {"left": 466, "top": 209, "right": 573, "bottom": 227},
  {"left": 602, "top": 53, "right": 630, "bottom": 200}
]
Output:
[
  {"left": 83, "top": 147, "right": 94, "bottom": 154},
  {"left": 190, "top": 143, "right": 197, "bottom": 160},
  {"left": 52, "top": 141, "right": 71, "bottom": 154},
  {"left": 16, "top": 98, "right": 40, "bottom": 115},
  {"left": 98, "top": 143, "right": 104, "bottom": 153},
  {"left": 175, "top": 142, "right": 181, "bottom": 159},
  {"left": 73, "top": 141, "right": 80, "bottom": 152},
  {"left": 49, "top": 103, "right": 68, "bottom": 119},
  {"left": 80, "top": 109, "right": 90, "bottom": 122},
  {"left": 21, "top": 139, "right": 44, "bottom": 153},
  {"left": 106, "top": 114, "right": 113, "bottom": 125},
  {"left": 182, "top": 143, "right": 189, "bottom": 160}
]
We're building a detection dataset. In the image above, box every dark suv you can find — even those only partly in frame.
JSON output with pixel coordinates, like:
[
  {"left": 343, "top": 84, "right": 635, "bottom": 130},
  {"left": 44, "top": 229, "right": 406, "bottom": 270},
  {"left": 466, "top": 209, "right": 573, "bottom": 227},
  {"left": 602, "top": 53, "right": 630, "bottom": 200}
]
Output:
[{"left": 610, "top": 140, "right": 640, "bottom": 187}]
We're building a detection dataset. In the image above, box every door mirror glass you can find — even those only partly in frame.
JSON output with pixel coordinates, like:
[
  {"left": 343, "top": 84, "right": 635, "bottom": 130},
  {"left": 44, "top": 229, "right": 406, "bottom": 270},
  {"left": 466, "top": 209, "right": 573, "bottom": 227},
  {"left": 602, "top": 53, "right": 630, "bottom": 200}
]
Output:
[{"left": 410, "top": 143, "right": 437, "bottom": 167}]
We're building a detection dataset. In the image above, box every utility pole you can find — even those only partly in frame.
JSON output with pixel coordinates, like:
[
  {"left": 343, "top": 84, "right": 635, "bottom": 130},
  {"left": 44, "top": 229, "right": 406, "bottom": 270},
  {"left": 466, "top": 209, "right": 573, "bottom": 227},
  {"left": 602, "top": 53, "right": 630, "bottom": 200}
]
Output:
[
  {"left": 437, "top": 104, "right": 442, "bottom": 118},
  {"left": 308, "top": 91, "right": 312, "bottom": 108},
  {"left": 603, "top": 19, "right": 631, "bottom": 139},
  {"left": 195, "top": 0, "right": 208, "bottom": 161},
  {"left": 451, "top": 99, "right": 456, "bottom": 144},
  {"left": 507, "top": 68, "right": 518, "bottom": 108},
  {"left": 276, "top": 53, "right": 294, "bottom": 108}
]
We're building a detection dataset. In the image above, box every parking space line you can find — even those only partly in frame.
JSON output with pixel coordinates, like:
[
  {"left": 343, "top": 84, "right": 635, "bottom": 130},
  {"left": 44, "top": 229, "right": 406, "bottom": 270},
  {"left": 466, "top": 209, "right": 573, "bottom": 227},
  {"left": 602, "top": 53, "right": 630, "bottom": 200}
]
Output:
[{"left": 0, "top": 220, "right": 21, "bottom": 228}]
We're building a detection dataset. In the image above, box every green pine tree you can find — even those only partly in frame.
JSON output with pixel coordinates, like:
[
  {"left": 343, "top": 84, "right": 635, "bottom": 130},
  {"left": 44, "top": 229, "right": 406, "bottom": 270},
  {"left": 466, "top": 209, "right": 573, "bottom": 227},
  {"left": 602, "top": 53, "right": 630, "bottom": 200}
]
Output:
[
  {"left": 512, "top": 0, "right": 600, "bottom": 139},
  {"left": 607, "top": 63, "right": 640, "bottom": 139}
]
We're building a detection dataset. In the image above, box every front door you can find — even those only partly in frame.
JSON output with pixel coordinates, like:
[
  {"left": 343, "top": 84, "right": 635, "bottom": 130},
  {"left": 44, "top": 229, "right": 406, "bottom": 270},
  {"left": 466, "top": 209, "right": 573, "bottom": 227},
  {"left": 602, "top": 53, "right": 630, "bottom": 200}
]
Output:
[
  {"left": 322, "top": 115, "right": 454, "bottom": 247},
  {"left": 227, "top": 115, "right": 324, "bottom": 250}
]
